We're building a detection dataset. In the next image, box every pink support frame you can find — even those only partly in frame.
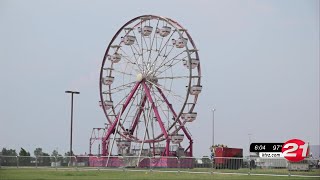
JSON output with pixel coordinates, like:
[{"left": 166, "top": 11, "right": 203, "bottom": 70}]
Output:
[
  {"left": 101, "top": 81, "right": 193, "bottom": 157},
  {"left": 141, "top": 82, "right": 170, "bottom": 156},
  {"left": 155, "top": 86, "right": 193, "bottom": 156},
  {"left": 102, "top": 82, "right": 140, "bottom": 156}
]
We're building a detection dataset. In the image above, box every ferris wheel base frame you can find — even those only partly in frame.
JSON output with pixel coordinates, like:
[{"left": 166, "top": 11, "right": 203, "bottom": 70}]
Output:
[{"left": 100, "top": 81, "right": 193, "bottom": 157}]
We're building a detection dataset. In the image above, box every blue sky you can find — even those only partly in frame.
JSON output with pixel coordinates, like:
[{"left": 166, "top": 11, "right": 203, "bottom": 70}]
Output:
[{"left": 0, "top": 0, "right": 319, "bottom": 157}]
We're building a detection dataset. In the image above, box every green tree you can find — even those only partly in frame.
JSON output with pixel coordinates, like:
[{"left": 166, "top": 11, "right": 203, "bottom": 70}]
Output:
[
  {"left": 1, "top": 148, "right": 17, "bottom": 166},
  {"left": 63, "top": 151, "right": 74, "bottom": 166},
  {"left": 19, "top": 148, "right": 30, "bottom": 156},
  {"left": 42, "top": 152, "right": 50, "bottom": 166},
  {"left": 34, "top": 148, "right": 43, "bottom": 157},
  {"left": 52, "top": 150, "right": 59, "bottom": 157},
  {"left": 2, "top": 148, "right": 17, "bottom": 156},
  {"left": 65, "top": 151, "right": 73, "bottom": 156},
  {"left": 51, "top": 150, "right": 63, "bottom": 162},
  {"left": 33, "top": 148, "right": 50, "bottom": 166},
  {"left": 18, "top": 148, "right": 31, "bottom": 166}
]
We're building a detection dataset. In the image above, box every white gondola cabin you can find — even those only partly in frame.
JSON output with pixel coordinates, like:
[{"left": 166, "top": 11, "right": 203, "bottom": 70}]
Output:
[
  {"left": 116, "top": 139, "right": 131, "bottom": 149},
  {"left": 181, "top": 112, "right": 197, "bottom": 122},
  {"left": 138, "top": 26, "right": 153, "bottom": 36},
  {"left": 156, "top": 26, "right": 171, "bottom": 37},
  {"left": 102, "top": 91, "right": 111, "bottom": 95},
  {"left": 122, "top": 35, "right": 136, "bottom": 45},
  {"left": 183, "top": 58, "right": 200, "bottom": 69},
  {"left": 172, "top": 38, "right": 188, "bottom": 48},
  {"left": 189, "top": 85, "right": 202, "bottom": 95},
  {"left": 102, "top": 76, "right": 114, "bottom": 85},
  {"left": 171, "top": 134, "right": 184, "bottom": 144},
  {"left": 99, "top": 100, "right": 113, "bottom": 110},
  {"left": 108, "top": 53, "right": 121, "bottom": 63}
]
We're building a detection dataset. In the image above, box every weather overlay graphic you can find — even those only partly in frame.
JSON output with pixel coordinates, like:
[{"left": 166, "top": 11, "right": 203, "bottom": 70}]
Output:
[{"left": 250, "top": 138, "right": 310, "bottom": 162}]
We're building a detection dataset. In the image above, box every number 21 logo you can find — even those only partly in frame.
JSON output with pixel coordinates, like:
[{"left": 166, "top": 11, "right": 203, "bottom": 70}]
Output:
[{"left": 282, "top": 139, "right": 309, "bottom": 162}]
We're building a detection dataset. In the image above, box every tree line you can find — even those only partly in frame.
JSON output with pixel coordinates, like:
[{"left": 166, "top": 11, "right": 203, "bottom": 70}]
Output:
[{"left": 1, "top": 148, "right": 73, "bottom": 166}]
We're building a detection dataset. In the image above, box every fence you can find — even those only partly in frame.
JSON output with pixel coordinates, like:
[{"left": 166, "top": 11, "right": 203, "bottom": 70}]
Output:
[{"left": 1, "top": 155, "right": 319, "bottom": 177}]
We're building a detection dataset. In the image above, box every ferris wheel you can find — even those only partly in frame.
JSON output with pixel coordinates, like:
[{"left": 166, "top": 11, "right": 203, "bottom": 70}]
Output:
[{"left": 99, "top": 15, "right": 202, "bottom": 157}]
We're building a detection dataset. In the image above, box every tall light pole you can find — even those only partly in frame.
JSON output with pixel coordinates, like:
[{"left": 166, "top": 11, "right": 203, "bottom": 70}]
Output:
[
  {"left": 248, "top": 133, "right": 252, "bottom": 156},
  {"left": 248, "top": 133, "right": 252, "bottom": 170},
  {"left": 65, "top": 90, "right": 80, "bottom": 165},
  {"left": 212, "top": 108, "right": 216, "bottom": 170},
  {"left": 212, "top": 108, "right": 216, "bottom": 149}
]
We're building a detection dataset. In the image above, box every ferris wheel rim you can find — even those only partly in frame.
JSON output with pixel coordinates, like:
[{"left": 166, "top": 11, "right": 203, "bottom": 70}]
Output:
[{"left": 99, "top": 15, "right": 201, "bottom": 143}]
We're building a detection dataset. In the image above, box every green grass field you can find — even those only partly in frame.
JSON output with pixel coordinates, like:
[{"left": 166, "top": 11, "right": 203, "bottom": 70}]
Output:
[{"left": 0, "top": 168, "right": 319, "bottom": 180}]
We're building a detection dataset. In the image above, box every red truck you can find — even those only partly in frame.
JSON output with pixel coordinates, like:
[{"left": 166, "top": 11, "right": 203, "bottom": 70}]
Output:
[{"left": 214, "top": 147, "right": 243, "bottom": 169}]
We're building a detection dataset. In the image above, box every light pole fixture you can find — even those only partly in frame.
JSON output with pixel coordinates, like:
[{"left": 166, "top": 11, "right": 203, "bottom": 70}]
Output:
[{"left": 65, "top": 90, "right": 80, "bottom": 165}]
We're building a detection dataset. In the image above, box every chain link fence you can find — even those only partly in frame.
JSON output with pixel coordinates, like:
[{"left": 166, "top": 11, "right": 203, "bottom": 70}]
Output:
[{"left": 1, "top": 155, "right": 319, "bottom": 177}]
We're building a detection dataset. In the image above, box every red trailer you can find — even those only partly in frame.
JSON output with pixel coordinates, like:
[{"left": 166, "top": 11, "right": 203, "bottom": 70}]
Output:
[{"left": 214, "top": 147, "right": 243, "bottom": 169}]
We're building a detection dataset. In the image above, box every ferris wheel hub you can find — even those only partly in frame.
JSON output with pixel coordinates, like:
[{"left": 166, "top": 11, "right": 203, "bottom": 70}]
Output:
[
  {"left": 136, "top": 73, "right": 143, "bottom": 82},
  {"left": 136, "top": 72, "right": 158, "bottom": 83}
]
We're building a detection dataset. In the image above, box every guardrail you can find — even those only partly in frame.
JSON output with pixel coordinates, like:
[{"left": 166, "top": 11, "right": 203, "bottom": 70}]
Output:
[{"left": 1, "top": 155, "right": 319, "bottom": 177}]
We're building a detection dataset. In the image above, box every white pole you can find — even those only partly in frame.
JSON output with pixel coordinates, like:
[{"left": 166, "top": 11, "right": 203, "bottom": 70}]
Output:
[{"left": 137, "top": 106, "right": 152, "bottom": 166}]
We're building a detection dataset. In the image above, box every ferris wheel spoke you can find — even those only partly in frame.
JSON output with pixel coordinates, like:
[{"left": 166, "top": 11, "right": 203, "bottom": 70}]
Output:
[
  {"left": 150, "top": 31, "right": 175, "bottom": 72},
  {"left": 155, "top": 56, "right": 188, "bottom": 77},
  {"left": 129, "top": 45, "right": 144, "bottom": 67},
  {"left": 146, "top": 19, "right": 160, "bottom": 68},
  {"left": 153, "top": 81, "right": 184, "bottom": 100},
  {"left": 109, "top": 86, "right": 138, "bottom": 115},
  {"left": 141, "top": 82, "right": 169, "bottom": 139},
  {"left": 111, "top": 86, "right": 133, "bottom": 94},
  {"left": 153, "top": 50, "right": 185, "bottom": 74},
  {"left": 120, "top": 44, "right": 143, "bottom": 72},
  {"left": 121, "top": 85, "right": 141, "bottom": 125},
  {"left": 107, "top": 92, "right": 129, "bottom": 116},
  {"left": 135, "top": 19, "right": 147, "bottom": 67},
  {"left": 129, "top": 94, "right": 147, "bottom": 132},
  {"left": 142, "top": 37, "right": 149, "bottom": 54},
  {"left": 109, "top": 81, "right": 136, "bottom": 92},
  {"left": 154, "top": 85, "right": 191, "bottom": 134},
  {"left": 153, "top": 46, "right": 175, "bottom": 73},
  {"left": 146, "top": 80, "right": 185, "bottom": 103},
  {"left": 121, "top": 59, "right": 140, "bottom": 73},
  {"left": 155, "top": 44, "right": 199, "bottom": 76},
  {"left": 157, "top": 75, "right": 190, "bottom": 80},
  {"left": 131, "top": 37, "right": 144, "bottom": 63},
  {"left": 131, "top": 30, "right": 142, "bottom": 53},
  {"left": 140, "top": 103, "right": 152, "bottom": 143},
  {"left": 156, "top": 37, "right": 164, "bottom": 57},
  {"left": 141, "top": 31, "right": 150, "bottom": 51},
  {"left": 113, "top": 64, "right": 134, "bottom": 94},
  {"left": 103, "top": 82, "right": 141, "bottom": 159},
  {"left": 118, "top": 48, "right": 143, "bottom": 72},
  {"left": 150, "top": 86, "right": 173, "bottom": 130},
  {"left": 137, "top": 22, "right": 150, "bottom": 58},
  {"left": 129, "top": 29, "right": 147, "bottom": 70},
  {"left": 112, "top": 68, "right": 135, "bottom": 76}
]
